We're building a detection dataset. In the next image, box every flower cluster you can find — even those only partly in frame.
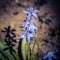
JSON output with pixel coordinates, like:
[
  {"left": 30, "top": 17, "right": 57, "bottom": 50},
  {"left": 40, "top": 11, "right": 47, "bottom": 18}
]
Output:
[
  {"left": 41, "top": 49, "right": 58, "bottom": 60},
  {"left": 19, "top": 6, "right": 39, "bottom": 43}
]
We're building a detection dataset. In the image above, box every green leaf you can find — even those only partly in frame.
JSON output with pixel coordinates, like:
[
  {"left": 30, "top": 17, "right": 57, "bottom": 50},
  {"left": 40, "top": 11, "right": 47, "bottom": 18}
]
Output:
[
  {"left": 0, "top": 38, "right": 20, "bottom": 60},
  {"left": 21, "top": 37, "right": 26, "bottom": 60}
]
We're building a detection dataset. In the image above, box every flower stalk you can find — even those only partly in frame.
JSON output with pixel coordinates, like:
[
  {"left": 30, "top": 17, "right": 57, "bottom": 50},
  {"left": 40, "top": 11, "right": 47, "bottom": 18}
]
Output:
[{"left": 19, "top": 6, "right": 39, "bottom": 60}]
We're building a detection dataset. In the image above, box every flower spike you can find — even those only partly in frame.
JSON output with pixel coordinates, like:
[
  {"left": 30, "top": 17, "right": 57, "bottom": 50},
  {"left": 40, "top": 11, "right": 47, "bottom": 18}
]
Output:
[
  {"left": 19, "top": 6, "right": 39, "bottom": 43},
  {"left": 41, "top": 50, "right": 58, "bottom": 60},
  {"left": 23, "top": 6, "right": 39, "bottom": 19}
]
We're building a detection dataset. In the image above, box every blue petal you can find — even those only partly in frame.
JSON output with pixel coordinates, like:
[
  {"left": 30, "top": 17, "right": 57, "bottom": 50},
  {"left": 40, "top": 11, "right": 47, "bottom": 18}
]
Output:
[
  {"left": 32, "top": 13, "right": 38, "bottom": 18},
  {"left": 25, "top": 7, "right": 31, "bottom": 11},
  {"left": 29, "top": 6, "right": 33, "bottom": 10},
  {"left": 48, "top": 56, "right": 52, "bottom": 60},
  {"left": 31, "top": 20, "right": 38, "bottom": 23},
  {"left": 50, "top": 54, "right": 57, "bottom": 59},
  {"left": 51, "top": 50, "right": 58, "bottom": 54},
  {"left": 33, "top": 10, "right": 39, "bottom": 13},
  {"left": 28, "top": 34, "right": 35, "bottom": 37},
  {"left": 29, "top": 23, "right": 37, "bottom": 31},
  {"left": 48, "top": 51, "right": 55, "bottom": 56},
  {"left": 47, "top": 51, "right": 57, "bottom": 59},
  {"left": 26, "top": 13, "right": 32, "bottom": 20},
  {"left": 29, "top": 28, "right": 37, "bottom": 32},
  {"left": 21, "top": 31, "right": 26, "bottom": 35},
  {"left": 25, "top": 6, "right": 33, "bottom": 13},
  {"left": 26, "top": 36, "right": 31, "bottom": 43},
  {"left": 22, "top": 21, "right": 30, "bottom": 25},
  {"left": 22, "top": 24, "right": 28, "bottom": 28},
  {"left": 43, "top": 55, "right": 48, "bottom": 60},
  {"left": 23, "top": 10, "right": 29, "bottom": 14},
  {"left": 19, "top": 35, "right": 25, "bottom": 40}
]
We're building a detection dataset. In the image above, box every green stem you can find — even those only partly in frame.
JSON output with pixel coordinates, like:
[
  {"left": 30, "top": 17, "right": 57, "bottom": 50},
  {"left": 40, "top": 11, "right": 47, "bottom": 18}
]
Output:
[
  {"left": 31, "top": 38, "right": 36, "bottom": 60},
  {"left": 27, "top": 43, "right": 30, "bottom": 60}
]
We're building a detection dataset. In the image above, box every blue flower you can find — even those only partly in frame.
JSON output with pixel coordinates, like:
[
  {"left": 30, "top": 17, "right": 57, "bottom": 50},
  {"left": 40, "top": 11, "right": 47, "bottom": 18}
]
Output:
[
  {"left": 22, "top": 23, "right": 37, "bottom": 32},
  {"left": 21, "top": 23, "right": 28, "bottom": 30},
  {"left": 19, "top": 6, "right": 39, "bottom": 43},
  {"left": 26, "top": 32, "right": 35, "bottom": 43},
  {"left": 22, "top": 20, "right": 30, "bottom": 25},
  {"left": 41, "top": 50, "right": 58, "bottom": 60},
  {"left": 19, "top": 31, "right": 26, "bottom": 39},
  {"left": 22, "top": 19, "right": 38, "bottom": 23},
  {"left": 23, "top": 6, "right": 39, "bottom": 19},
  {"left": 21, "top": 20, "right": 37, "bottom": 32},
  {"left": 29, "top": 23, "right": 37, "bottom": 32},
  {"left": 30, "top": 20, "right": 38, "bottom": 22},
  {"left": 19, "top": 30, "right": 35, "bottom": 43}
]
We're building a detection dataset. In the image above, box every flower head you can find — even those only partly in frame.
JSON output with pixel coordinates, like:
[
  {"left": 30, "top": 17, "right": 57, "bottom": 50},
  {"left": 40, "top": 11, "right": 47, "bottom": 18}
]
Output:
[
  {"left": 19, "top": 30, "right": 35, "bottom": 43},
  {"left": 23, "top": 6, "right": 39, "bottom": 19},
  {"left": 29, "top": 23, "right": 37, "bottom": 32},
  {"left": 21, "top": 19, "right": 38, "bottom": 32},
  {"left": 41, "top": 50, "right": 58, "bottom": 60},
  {"left": 19, "top": 6, "right": 39, "bottom": 43}
]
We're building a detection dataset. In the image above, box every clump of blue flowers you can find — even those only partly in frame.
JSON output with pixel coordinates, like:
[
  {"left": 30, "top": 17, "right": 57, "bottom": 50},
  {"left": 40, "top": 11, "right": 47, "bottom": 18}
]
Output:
[
  {"left": 41, "top": 49, "right": 58, "bottom": 60},
  {"left": 19, "top": 6, "right": 39, "bottom": 43}
]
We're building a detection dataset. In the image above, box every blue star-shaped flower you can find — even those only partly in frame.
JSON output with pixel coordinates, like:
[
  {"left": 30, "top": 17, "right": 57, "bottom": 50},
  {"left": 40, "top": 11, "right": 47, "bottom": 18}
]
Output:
[
  {"left": 22, "top": 23, "right": 37, "bottom": 32},
  {"left": 21, "top": 20, "right": 37, "bottom": 32},
  {"left": 22, "top": 19, "right": 38, "bottom": 27},
  {"left": 41, "top": 50, "right": 58, "bottom": 60},
  {"left": 26, "top": 32, "right": 35, "bottom": 43},
  {"left": 19, "top": 30, "right": 35, "bottom": 43},
  {"left": 29, "top": 23, "right": 37, "bottom": 32},
  {"left": 23, "top": 6, "right": 39, "bottom": 19},
  {"left": 19, "top": 6, "right": 39, "bottom": 43}
]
